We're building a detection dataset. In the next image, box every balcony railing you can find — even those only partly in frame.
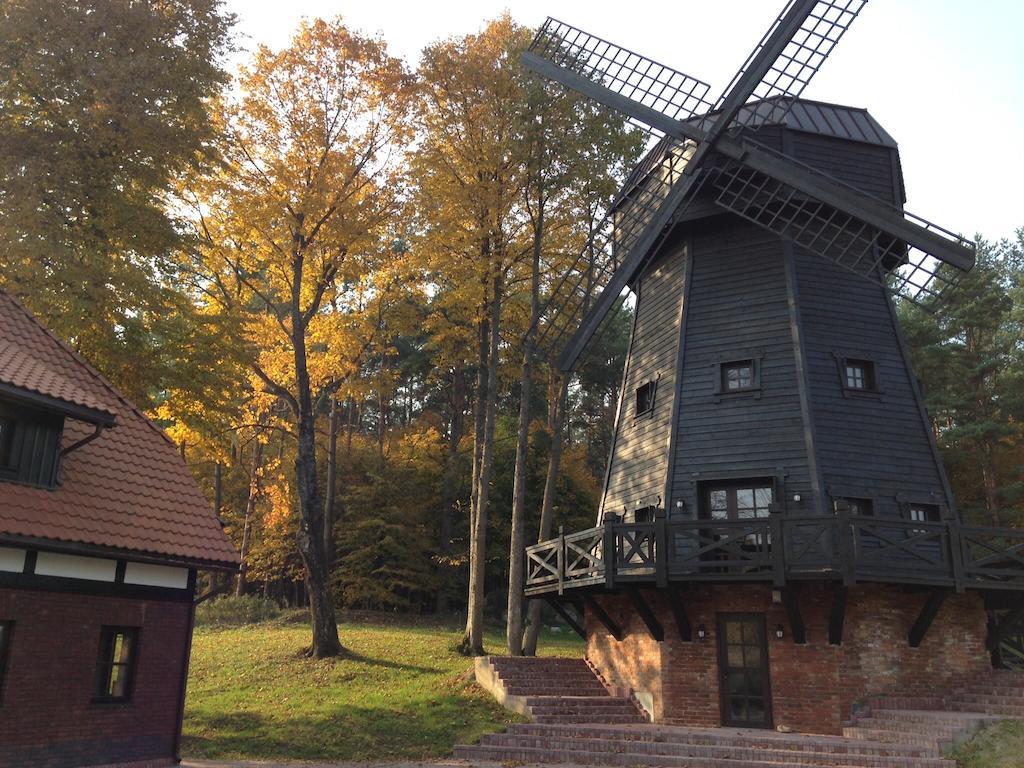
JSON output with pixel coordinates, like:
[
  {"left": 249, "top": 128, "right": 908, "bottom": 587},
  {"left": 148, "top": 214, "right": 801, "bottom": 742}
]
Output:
[{"left": 525, "top": 514, "right": 1024, "bottom": 596}]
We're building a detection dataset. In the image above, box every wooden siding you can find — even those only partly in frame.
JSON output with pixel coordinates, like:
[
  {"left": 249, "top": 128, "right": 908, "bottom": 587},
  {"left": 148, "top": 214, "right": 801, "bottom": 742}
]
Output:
[
  {"left": 794, "top": 248, "right": 949, "bottom": 516},
  {"left": 601, "top": 243, "right": 685, "bottom": 519},
  {"left": 669, "top": 218, "right": 814, "bottom": 519}
]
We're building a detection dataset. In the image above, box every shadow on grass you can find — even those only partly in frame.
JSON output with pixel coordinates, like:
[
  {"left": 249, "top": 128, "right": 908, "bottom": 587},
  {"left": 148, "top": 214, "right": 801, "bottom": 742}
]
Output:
[{"left": 183, "top": 693, "right": 518, "bottom": 762}]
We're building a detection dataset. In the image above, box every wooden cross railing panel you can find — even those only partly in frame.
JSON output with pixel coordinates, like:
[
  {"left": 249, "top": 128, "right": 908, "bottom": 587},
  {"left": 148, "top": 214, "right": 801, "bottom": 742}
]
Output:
[{"left": 524, "top": 515, "right": 1024, "bottom": 596}]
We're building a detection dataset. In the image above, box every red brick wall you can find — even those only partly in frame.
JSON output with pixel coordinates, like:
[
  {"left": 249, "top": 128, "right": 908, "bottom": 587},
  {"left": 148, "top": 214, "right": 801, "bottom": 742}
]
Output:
[
  {"left": 0, "top": 587, "right": 191, "bottom": 768},
  {"left": 586, "top": 584, "right": 989, "bottom": 734}
]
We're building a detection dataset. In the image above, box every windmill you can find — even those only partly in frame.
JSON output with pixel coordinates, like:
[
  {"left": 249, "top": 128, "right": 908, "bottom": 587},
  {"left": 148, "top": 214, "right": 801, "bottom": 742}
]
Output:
[
  {"left": 509, "top": 1, "right": 1024, "bottom": 736},
  {"left": 522, "top": 0, "right": 974, "bottom": 374}
]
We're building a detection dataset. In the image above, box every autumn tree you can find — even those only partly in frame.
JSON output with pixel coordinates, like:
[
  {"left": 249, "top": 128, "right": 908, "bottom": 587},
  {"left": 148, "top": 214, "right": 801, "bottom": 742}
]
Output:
[
  {"left": 414, "top": 17, "right": 528, "bottom": 655},
  {"left": 0, "top": 0, "right": 234, "bottom": 405},
  {"left": 190, "top": 18, "right": 418, "bottom": 657}
]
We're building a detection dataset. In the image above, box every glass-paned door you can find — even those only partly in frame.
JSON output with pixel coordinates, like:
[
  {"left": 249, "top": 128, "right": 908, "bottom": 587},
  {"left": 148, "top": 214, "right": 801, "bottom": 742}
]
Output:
[{"left": 717, "top": 614, "right": 772, "bottom": 728}]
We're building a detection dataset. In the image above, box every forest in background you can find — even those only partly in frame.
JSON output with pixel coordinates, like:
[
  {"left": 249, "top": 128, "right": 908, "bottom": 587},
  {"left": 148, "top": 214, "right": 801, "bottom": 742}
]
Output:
[{"left": 1, "top": 1, "right": 1021, "bottom": 658}]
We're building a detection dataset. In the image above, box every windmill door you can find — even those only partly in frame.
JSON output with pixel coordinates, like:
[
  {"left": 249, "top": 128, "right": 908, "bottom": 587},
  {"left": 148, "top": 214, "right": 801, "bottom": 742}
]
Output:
[{"left": 717, "top": 614, "right": 772, "bottom": 728}]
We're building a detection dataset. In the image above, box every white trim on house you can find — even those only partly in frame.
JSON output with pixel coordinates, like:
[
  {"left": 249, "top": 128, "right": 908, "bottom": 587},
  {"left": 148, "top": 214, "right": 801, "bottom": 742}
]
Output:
[
  {"left": 0, "top": 547, "right": 26, "bottom": 573},
  {"left": 34, "top": 551, "right": 117, "bottom": 582},
  {"left": 123, "top": 561, "right": 189, "bottom": 589}
]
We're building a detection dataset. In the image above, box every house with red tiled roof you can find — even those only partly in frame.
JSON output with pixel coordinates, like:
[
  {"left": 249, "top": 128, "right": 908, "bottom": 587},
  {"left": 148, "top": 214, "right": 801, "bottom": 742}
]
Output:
[{"left": 0, "top": 290, "right": 238, "bottom": 768}]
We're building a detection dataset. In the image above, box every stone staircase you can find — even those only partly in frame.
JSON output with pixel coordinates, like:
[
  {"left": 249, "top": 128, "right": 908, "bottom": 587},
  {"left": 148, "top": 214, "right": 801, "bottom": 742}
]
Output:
[
  {"left": 454, "top": 722, "right": 955, "bottom": 767},
  {"left": 459, "top": 661, "right": 1024, "bottom": 767},
  {"left": 843, "top": 669, "right": 1024, "bottom": 749},
  {"left": 474, "top": 656, "right": 647, "bottom": 725}
]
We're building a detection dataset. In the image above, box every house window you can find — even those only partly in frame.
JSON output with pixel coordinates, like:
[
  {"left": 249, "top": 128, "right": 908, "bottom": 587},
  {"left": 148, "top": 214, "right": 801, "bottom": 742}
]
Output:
[
  {"left": 93, "top": 627, "right": 139, "bottom": 703},
  {"left": 0, "top": 621, "right": 12, "bottom": 701},
  {"left": 840, "top": 358, "right": 877, "bottom": 392},
  {"left": 907, "top": 503, "right": 941, "bottom": 524},
  {"left": 703, "top": 481, "right": 774, "bottom": 521},
  {"left": 833, "top": 497, "right": 874, "bottom": 516},
  {"left": 721, "top": 360, "right": 757, "bottom": 392},
  {"left": 635, "top": 380, "right": 656, "bottom": 416}
]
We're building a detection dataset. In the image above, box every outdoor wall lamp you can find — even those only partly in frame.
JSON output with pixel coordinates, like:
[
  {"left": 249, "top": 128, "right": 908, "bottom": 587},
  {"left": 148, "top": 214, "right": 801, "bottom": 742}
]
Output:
[
  {"left": 775, "top": 624, "right": 785, "bottom": 640},
  {"left": 697, "top": 624, "right": 707, "bottom": 641}
]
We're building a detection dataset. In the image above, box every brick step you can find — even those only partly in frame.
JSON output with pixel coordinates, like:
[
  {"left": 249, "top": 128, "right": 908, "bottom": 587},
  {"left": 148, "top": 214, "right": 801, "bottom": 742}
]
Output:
[
  {"left": 947, "top": 701, "right": 1024, "bottom": 717},
  {"left": 454, "top": 742, "right": 941, "bottom": 768},
  {"left": 496, "top": 670, "right": 603, "bottom": 680},
  {"left": 489, "top": 657, "right": 590, "bottom": 669},
  {"left": 527, "top": 697, "right": 641, "bottom": 711},
  {"left": 865, "top": 697, "right": 947, "bottom": 712},
  {"left": 867, "top": 709, "right": 998, "bottom": 725},
  {"left": 535, "top": 713, "right": 648, "bottom": 724},
  {"left": 506, "top": 724, "right": 943, "bottom": 758},
  {"left": 505, "top": 686, "right": 609, "bottom": 697},
  {"left": 952, "top": 682, "right": 1024, "bottom": 696},
  {"left": 841, "top": 728, "right": 948, "bottom": 749},
  {"left": 478, "top": 732, "right": 954, "bottom": 768},
  {"left": 850, "top": 717, "right": 982, "bottom": 736}
]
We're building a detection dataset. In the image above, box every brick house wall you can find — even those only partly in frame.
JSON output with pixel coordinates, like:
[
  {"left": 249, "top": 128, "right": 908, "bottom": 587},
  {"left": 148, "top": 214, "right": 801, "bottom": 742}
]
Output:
[
  {"left": 586, "top": 584, "right": 990, "bottom": 734},
  {"left": 0, "top": 587, "right": 192, "bottom": 768}
]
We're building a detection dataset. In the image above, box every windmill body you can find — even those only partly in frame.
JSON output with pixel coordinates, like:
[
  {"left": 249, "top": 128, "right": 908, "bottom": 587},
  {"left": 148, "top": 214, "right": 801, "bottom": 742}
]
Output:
[
  {"left": 517, "top": 0, "right": 1024, "bottom": 735},
  {"left": 604, "top": 103, "right": 950, "bottom": 528}
]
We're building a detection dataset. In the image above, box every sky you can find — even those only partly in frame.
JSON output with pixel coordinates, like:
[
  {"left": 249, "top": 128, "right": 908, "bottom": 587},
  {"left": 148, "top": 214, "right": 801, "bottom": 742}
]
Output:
[{"left": 225, "top": 0, "right": 1024, "bottom": 242}]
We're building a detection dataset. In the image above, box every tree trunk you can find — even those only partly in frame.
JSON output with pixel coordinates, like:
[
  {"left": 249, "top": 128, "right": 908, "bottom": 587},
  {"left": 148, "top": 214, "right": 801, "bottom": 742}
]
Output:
[
  {"left": 507, "top": 218, "right": 542, "bottom": 656},
  {"left": 523, "top": 371, "right": 569, "bottom": 656},
  {"left": 437, "top": 365, "right": 466, "bottom": 613},
  {"left": 461, "top": 265, "right": 502, "bottom": 656},
  {"left": 290, "top": 277, "right": 343, "bottom": 658},
  {"left": 323, "top": 398, "right": 340, "bottom": 568},
  {"left": 236, "top": 439, "right": 265, "bottom": 597}
]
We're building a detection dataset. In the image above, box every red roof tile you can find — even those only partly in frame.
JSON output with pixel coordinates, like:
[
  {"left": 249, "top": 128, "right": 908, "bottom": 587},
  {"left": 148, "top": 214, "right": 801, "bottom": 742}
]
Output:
[
  {"left": 0, "top": 292, "right": 239, "bottom": 568},
  {"left": 0, "top": 339, "right": 115, "bottom": 420}
]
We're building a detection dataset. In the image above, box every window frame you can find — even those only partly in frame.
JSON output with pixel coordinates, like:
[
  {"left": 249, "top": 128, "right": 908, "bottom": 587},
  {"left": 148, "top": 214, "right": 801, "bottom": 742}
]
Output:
[
  {"left": 835, "top": 355, "right": 881, "bottom": 397},
  {"left": 0, "top": 621, "right": 13, "bottom": 704},
  {"left": 699, "top": 478, "right": 776, "bottom": 522},
  {"left": 634, "top": 379, "right": 657, "bottom": 419},
  {"left": 92, "top": 626, "right": 140, "bottom": 705},
  {"left": 832, "top": 496, "right": 875, "bottom": 517},
  {"left": 714, "top": 357, "right": 762, "bottom": 397},
  {"left": 0, "top": 403, "right": 17, "bottom": 478}
]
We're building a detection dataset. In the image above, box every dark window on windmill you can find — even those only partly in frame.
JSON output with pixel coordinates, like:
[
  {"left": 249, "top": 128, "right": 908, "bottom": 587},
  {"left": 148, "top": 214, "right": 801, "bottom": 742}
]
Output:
[
  {"left": 720, "top": 360, "right": 758, "bottom": 393},
  {"left": 635, "top": 380, "right": 656, "bottom": 417},
  {"left": 907, "top": 503, "right": 941, "bottom": 524},
  {"left": 93, "top": 627, "right": 139, "bottom": 703},
  {"left": 833, "top": 496, "right": 874, "bottom": 516},
  {"left": 841, "top": 358, "right": 877, "bottom": 393}
]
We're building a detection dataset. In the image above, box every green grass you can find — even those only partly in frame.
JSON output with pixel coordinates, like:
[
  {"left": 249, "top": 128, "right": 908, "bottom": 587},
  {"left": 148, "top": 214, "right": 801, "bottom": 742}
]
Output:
[
  {"left": 182, "top": 614, "right": 584, "bottom": 762},
  {"left": 948, "top": 720, "right": 1024, "bottom": 768}
]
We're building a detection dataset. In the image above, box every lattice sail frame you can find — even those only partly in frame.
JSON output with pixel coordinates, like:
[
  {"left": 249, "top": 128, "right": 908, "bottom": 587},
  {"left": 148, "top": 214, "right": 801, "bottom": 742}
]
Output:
[
  {"left": 709, "top": 143, "right": 971, "bottom": 306},
  {"left": 715, "top": 0, "right": 867, "bottom": 131},
  {"left": 525, "top": 1, "right": 974, "bottom": 364}
]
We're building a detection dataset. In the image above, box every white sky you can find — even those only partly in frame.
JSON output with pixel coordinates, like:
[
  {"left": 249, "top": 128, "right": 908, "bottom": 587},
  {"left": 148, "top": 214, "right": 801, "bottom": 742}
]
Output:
[{"left": 226, "top": 0, "right": 1024, "bottom": 241}]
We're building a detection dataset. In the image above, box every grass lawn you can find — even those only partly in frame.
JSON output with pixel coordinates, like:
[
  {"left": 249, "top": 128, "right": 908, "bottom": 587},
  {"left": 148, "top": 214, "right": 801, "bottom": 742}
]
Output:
[
  {"left": 948, "top": 720, "right": 1024, "bottom": 768},
  {"left": 182, "top": 614, "right": 583, "bottom": 762}
]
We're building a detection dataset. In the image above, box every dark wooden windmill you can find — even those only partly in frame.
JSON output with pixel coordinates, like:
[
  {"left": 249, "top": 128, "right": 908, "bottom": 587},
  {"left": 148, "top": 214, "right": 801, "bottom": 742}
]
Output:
[{"left": 520, "top": 0, "right": 1024, "bottom": 735}]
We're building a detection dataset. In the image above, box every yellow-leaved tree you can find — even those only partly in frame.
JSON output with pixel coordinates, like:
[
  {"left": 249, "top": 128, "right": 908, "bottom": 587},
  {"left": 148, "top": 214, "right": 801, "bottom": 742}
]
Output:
[{"left": 188, "top": 18, "right": 418, "bottom": 657}]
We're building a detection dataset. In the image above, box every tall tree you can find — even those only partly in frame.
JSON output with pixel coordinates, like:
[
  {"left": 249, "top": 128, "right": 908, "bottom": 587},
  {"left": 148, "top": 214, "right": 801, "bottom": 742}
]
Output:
[
  {"left": 192, "top": 18, "right": 417, "bottom": 656},
  {"left": 0, "top": 0, "right": 234, "bottom": 404},
  {"left": 900, "top": 233, "right": 1024, "bottom": 525}
]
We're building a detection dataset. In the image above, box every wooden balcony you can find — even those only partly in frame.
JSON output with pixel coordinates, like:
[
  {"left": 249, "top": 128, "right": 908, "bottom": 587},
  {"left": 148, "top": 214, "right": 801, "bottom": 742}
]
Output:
[{"left": 524, "top": 514, "right": 1024, "bottom": 597}]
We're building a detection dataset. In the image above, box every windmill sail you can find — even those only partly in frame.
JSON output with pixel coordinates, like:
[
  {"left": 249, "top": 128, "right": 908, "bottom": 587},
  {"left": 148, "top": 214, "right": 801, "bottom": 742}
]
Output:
[
  {"left": 714, "top": 0, "right": 867, "bottom": 131},
  {"left": 710, "top": 141, "right": 974, "bottom": 306}
]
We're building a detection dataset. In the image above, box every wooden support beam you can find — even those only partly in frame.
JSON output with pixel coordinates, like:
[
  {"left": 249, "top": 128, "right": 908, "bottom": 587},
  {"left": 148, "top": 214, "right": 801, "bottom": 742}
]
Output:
[
  {"left": 828, "top": 585, "right": 847, "bottom": 646},
  {"left": 583, "top": 594, "right": 623, "bottom": 641},
  {"left": 782, "top": 587, "right": 806, "bottom": 644},
  {"left": 628, "top": 588, "right": 664, "bottom": 641},
  {"left": 667, "top": 589, "right": 692, "bottom": 642},
  {"left": 908, "top": 590, "right": 947, "bottom": 648},
  {"left": 991, "top": 599, "right": 1024, "bottom": 647},
  {"left": 545, "top": 596, "right": 585, "bottom": 640}
]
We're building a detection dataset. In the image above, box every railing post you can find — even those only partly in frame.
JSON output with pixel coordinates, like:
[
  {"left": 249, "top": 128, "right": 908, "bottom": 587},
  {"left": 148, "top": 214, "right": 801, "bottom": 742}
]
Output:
[
  {"left": 655, "top": 508, "right": 668, "bottom": 588},
  {"left": 948, "top": 520, "right": 965, "bottom": 593},
  {"left": 557, "top": 526, "right": 565, "bottom": 596},
  {"left": 771, "top": 514, "right": 785, "bottom": 587},
  {"left": 602, "top": 513, "right": 617, "bottom": 590},
  {"left": 837, "top": 509, "right": 855, "bottom": 586}
]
